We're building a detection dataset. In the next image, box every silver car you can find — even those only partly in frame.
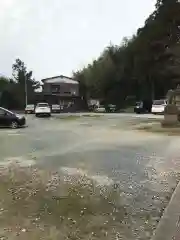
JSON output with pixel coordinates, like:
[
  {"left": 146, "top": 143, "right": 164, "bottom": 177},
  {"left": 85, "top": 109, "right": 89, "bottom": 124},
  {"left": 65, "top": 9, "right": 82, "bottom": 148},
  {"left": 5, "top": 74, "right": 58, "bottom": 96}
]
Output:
[
  {"left": 95, "top": 105, "right": 106, "bottom": 113},
  {"left": 25, "top": 104, "right": 35, "bottom": 114}
]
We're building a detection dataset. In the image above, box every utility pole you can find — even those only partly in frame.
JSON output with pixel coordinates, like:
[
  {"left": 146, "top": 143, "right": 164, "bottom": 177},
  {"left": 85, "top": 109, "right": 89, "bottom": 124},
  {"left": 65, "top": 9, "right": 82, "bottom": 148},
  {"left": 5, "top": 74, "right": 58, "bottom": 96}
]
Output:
[{"left": 25, "top": 74, "right": 28, "bottom": 107}]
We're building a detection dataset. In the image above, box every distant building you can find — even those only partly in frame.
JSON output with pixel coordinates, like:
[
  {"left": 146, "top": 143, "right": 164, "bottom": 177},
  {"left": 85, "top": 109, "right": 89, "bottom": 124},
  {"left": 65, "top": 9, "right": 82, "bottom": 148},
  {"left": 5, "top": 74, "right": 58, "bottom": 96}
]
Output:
[
  {"left": 35, "top": 75, "right": 82, "bottom": 112},
  {"left": 42, "top": 75, "right": 79, "bottom": 96}
]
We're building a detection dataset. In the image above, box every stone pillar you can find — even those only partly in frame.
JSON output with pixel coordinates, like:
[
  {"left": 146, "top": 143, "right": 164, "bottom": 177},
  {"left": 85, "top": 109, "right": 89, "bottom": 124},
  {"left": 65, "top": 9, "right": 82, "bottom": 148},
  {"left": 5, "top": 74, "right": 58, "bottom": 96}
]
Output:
[{"left": 162, "top": 104, "right": 179, "bottom": 127}]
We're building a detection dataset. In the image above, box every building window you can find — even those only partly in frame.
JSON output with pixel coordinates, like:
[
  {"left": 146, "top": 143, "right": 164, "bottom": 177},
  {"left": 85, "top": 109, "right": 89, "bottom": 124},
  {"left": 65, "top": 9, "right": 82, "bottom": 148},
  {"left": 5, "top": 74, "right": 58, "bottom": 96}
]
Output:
[{"left": 51, "top": 85, "right": 60, "bottom": 93}]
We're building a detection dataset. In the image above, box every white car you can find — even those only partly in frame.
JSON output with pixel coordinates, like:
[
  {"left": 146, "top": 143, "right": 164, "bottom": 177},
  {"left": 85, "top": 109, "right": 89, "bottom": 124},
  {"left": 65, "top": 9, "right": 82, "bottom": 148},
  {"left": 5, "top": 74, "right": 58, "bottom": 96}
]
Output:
[
  {"left": 95, "top": 105, "right": 106, "bottom": 113},
  {"left": 151, "top": 99, "right": 167, "bottom": 114},
  {"left": 25, "top": 104, "right": 35, "bottom": 114},
  {"left": 35, "top": 103, "right": 51, "bottom": 117}
]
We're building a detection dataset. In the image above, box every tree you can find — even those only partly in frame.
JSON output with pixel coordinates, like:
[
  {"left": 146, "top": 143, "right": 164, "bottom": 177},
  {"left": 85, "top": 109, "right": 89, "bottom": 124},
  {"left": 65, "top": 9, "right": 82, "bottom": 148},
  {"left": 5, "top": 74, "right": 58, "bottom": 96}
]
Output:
[
  {"left": 12, "top": 59, "right": 39, "bottom": 107},
  {"left": 0, "top": 76, "right": 8, "bottom": 88},
  {"left": 0, "top": 76, "right": 9, "bottom": 95},
  {"left": 0, "top": 76, "right": 9, "bottom": 106},
  {"left": 0, "top": 76, "right": 18, "bottom": 109},
  {"left": 73, "top": 0, "right": 180, "bottom": 107},
  {"left": 0, "top": 60, "right": 40, "bottom": 109}
]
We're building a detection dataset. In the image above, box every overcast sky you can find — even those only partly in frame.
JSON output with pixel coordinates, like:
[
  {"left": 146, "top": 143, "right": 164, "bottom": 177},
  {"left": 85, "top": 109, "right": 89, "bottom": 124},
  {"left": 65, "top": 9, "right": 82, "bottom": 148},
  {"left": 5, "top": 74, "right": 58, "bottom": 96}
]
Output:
[{"left": 0, "top": 0, "right": 156, "bottom": 80}]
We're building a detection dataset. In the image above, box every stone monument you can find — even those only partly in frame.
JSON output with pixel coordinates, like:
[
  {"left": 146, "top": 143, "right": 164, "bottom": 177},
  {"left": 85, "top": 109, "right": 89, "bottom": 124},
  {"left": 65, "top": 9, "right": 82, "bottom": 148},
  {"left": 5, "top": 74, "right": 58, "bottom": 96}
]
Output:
[{"left": 162, "top": 85, "right": 180, "bottom": 127}]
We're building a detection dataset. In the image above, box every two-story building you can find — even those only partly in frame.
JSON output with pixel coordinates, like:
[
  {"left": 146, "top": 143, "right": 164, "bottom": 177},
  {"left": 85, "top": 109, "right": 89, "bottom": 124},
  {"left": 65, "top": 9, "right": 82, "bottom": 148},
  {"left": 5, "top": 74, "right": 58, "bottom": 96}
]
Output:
[{"left": 35, "top": 75, "right": 81, "bottom": 111}]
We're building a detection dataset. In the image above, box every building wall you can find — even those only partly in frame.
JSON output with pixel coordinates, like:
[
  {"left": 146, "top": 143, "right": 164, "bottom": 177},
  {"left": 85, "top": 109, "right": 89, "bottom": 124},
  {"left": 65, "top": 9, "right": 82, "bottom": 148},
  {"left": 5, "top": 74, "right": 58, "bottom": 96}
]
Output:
[
  {"left": 43, "top": 82, "right": 79, "bottom": 97},
  {"left": 39, "top": 76, "right": 81, "bottom": 112}
]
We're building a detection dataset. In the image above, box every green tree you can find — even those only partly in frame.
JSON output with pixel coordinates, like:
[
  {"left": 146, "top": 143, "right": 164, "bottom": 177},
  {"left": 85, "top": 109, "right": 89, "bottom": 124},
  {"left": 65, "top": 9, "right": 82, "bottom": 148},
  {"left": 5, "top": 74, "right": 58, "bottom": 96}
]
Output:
[
  {"left": 0, "top": 76, "right": 9, "bottom": 106},
  {"left": 12, "top": 58, "right": 39, "bottom": 107},
  {"left": 0, "top": 76, "right": 18, "bottom": 109},
  {"left": 73, "top": 0, "right": 180, "bottom": 107},
  {"left": 0, "top": 76, "right": 9, "bottom": 91}
]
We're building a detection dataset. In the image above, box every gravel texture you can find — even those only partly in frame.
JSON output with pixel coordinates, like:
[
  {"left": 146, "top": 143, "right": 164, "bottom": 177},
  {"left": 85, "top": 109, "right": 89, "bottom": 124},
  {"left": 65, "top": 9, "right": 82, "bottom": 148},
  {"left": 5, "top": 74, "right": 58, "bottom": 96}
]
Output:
[{"left": 0, "top": 114, "right": 180, "bottom": 239}]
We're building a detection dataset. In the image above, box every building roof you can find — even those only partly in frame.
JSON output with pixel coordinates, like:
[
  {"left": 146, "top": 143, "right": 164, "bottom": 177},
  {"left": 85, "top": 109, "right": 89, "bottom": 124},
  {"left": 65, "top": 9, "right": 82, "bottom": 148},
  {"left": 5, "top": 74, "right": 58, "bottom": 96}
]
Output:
[{"left": 41, "top": 75, "right": 79, "bottom": 85}]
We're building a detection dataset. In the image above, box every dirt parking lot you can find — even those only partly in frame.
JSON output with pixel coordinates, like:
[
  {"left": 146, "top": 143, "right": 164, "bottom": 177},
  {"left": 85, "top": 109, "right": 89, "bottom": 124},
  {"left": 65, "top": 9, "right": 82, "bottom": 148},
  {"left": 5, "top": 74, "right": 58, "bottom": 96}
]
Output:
[{"left": 0, "top": 114, "right": 180, "bottom": 239}]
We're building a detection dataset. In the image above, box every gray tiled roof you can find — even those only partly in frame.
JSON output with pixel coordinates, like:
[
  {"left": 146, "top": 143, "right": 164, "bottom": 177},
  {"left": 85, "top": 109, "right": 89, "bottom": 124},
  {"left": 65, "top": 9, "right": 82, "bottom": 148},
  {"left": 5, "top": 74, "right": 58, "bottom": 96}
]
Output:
[{"left": 42, "top": 75, "right": 79, "bottom": 85}]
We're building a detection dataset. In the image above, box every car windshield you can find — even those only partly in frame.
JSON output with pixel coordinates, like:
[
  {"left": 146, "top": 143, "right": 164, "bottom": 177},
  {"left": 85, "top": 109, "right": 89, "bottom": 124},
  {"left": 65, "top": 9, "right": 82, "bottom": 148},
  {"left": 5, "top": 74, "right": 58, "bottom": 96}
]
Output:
[
  {"left": 0, "top": 107, "right": 14, "bottom": 115},
  {"left": 153, "top": 100, "right": 165, "bottom": 105},
  {"left": 136, "top": 102, "right": 141, "bottom": 106},
  {"left": 26, "top": 105, "right": 34, "bottom": 108},
  {"left": 37, "top": 103, "right": 49, "bottom": 107}
]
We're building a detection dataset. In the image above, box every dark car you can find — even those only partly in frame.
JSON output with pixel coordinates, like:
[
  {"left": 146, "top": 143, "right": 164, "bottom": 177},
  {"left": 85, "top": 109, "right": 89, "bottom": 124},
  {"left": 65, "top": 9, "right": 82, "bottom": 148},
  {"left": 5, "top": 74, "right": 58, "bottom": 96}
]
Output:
[
  {"left": 134, "top": 100, "right": 152, "bottom": 114},
  {"left": 51, "top": 104, "right": 60, "bottom": 113},
  {"left": 105, "top": 104, "right": 117, "bottom": 113},
  {"left": 0, "top": 107, "right": 26, "bottom": 129}
]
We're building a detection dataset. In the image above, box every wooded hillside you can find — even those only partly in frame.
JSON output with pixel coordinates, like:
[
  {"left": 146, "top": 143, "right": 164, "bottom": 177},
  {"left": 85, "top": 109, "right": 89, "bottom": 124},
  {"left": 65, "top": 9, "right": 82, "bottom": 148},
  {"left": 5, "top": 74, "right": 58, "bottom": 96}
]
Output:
[{"left": 73, "top": 0, "right": 180, "bottom": 107}]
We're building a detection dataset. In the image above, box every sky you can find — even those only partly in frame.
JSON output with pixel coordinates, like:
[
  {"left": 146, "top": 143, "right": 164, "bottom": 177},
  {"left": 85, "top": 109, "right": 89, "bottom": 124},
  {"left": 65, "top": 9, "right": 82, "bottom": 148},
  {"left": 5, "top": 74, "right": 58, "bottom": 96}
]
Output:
[{"left": 0, "top": 0, "right": 156, "bottom": 81}]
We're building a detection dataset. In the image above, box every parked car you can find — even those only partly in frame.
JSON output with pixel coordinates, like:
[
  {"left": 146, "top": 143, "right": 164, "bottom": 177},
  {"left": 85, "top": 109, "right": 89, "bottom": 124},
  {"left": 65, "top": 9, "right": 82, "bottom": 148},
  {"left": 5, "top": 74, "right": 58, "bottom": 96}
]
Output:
[
  {"left": 88, "top": 105, "right": 95, "bottom": 112},
  {"left": 51, "top": 104, "right": 60, "bottom": 113},
  {"left": 94, "top": 105, "right": 106, "bottom": 113},
  {"left": 134, "top": 100, "right": 152, "bottom": 114},
  {"left": 105, "top": 104, "right": 117, "bottom": 113},
  {"left": 35, "top": 103, "right": 51, "bottom": 117},
  {"left": 0, "top": 107, "right": 26, "bottom": 129},
  {"left": 151, "top": 99, "right": 167, "bottom": 114},
  {"left": 25, "top": 104, "right": 35, "bottom": 114}
]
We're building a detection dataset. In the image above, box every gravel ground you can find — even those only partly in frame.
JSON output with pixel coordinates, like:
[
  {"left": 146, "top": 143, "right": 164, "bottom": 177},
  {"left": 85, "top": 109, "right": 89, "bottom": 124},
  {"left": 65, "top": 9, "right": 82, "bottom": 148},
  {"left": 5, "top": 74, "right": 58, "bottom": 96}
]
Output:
[{"left": 0, "top": 114, "right": 180, "bottom": 239}]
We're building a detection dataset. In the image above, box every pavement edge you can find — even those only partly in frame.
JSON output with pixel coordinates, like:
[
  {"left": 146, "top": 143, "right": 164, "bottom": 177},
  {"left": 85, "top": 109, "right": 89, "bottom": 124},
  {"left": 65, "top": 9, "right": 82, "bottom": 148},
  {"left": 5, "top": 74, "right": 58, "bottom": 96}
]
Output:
[{"left": 151, "top": 181, "right": 180, "bottom": 240}]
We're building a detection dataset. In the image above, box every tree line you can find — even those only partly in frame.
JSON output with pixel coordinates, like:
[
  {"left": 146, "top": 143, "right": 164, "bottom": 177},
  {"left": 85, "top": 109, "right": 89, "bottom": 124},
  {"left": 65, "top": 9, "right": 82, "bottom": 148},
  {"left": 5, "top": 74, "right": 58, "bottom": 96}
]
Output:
[
  {"left": 0, "top": 59, "right": 39, "bottom": 109},
  {"left": 1, "top": 0, "right": 179, "bottom": 110},
  {"left": 73, "top": 0, "right": 180, "bottom": 108}
]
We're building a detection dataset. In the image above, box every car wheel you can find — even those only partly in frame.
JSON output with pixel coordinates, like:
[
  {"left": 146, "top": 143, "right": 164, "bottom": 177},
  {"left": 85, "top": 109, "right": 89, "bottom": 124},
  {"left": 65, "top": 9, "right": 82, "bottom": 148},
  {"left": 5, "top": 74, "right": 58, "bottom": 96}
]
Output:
[
  {"left": 10, "top": 121, "right": 18, "bottom": 129},
  {"left": 35, "top": 114, "right": 39, "bottom": 117}
]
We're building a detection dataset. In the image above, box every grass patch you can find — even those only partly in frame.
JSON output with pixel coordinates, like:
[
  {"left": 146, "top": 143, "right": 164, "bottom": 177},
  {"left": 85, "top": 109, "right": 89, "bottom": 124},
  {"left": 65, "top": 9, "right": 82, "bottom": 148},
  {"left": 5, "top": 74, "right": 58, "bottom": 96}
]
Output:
[
  {"left": 136, "top": 122, "right": 180, "bottom": 135},
  {"left": 120, "top": 107, "right": 134, "bottom": 113},
  {"left": 82, "top": 114, "right": 102, "bottom": 118},
  {"left": 59, "top": 115, "right": 81, "bottom": 121},
  {"left": 110, "top": 119, "right": 161, "bottom": 130},
  {"left": 57, "top": 114, "right": 103, "bottom": 121}
]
